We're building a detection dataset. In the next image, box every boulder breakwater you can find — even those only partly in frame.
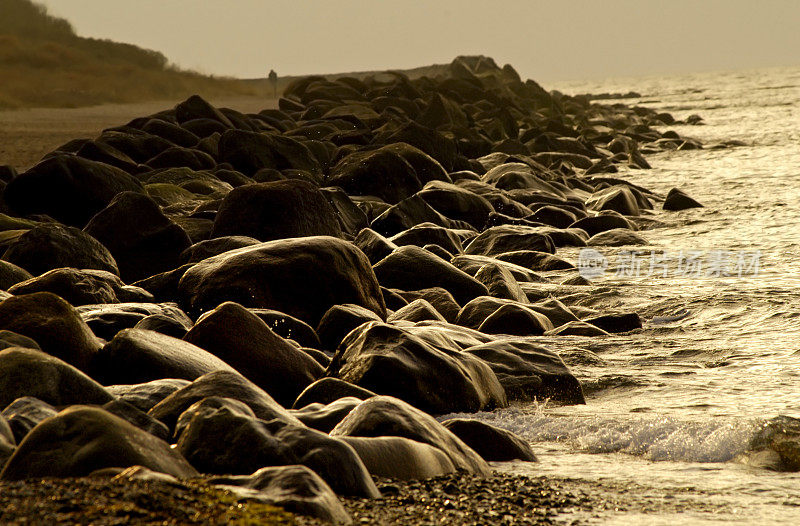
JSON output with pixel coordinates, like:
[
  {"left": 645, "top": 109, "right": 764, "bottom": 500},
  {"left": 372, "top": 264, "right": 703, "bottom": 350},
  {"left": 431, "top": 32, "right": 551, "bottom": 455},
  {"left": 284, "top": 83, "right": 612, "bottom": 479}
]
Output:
[{"left": 0, "top": 55, "right": 706, "bottom": 523}]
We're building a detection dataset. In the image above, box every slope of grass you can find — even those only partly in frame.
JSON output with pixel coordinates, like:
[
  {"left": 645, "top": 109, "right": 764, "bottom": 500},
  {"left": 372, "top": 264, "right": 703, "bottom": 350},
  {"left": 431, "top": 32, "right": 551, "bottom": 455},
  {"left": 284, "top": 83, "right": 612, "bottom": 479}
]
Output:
[{"left": 0, "top": 0, "right": 256, "bottom": 109}]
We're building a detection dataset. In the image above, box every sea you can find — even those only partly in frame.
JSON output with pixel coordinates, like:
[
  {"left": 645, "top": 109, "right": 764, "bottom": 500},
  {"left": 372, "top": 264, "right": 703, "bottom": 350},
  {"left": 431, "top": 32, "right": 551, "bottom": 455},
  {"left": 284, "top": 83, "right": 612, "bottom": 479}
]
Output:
[{"left": 445, "top": 65, "right": 800, "bottom": 524}]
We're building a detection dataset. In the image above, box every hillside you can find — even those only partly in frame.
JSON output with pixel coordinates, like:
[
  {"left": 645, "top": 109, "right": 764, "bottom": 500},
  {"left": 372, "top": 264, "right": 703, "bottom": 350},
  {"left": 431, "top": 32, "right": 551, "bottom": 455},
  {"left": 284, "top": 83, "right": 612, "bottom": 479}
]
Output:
[{"left": 0, "top": 0, "right": 257, "bottom": 109}]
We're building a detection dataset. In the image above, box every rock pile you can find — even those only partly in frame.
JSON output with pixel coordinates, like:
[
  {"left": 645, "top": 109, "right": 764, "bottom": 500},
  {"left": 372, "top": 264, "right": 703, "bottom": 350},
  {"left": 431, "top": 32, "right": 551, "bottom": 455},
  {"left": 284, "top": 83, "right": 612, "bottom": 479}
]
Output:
[{"left": 0, "top": 56, "right": 703, "bottom": 523}]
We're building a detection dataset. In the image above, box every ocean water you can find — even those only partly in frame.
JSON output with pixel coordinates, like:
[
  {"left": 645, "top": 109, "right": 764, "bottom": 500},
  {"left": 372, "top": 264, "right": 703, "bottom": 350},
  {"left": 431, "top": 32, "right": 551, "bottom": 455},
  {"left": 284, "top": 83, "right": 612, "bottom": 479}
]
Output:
[{"left": 447, "top": 66, "right": 800, "bottom": 524}]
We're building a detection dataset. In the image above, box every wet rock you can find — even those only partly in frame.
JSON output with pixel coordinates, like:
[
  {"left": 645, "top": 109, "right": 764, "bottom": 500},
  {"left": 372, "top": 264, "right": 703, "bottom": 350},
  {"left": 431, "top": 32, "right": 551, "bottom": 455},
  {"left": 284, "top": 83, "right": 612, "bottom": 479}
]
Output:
[
  {"left": 3, "top": 223, "right": 119, "bottom": 277},
  {"left": 387, "top": 298, "right": 446, "bottom": 323},
  {"left": 370, "top": 195, "right": 455, "bottom": 236},
  {"left": 389, "top": 223, "right": 464, "bottom": 254},
  {"left": 146, "top": 146, "right": 216, "bottom": 171},
  {"left": 586, "top": 312, "right": 642, "bottom": 333},
  {"left": 91, "top": 328, "right": 238, "bottom": 385},
  {"left": 77, "top": 301, "right": 192, "bottom": 341},
  {"left": 0, "top": 330, "right": 40, "bottom": 351},
  {"left": 209, "top": 465, "right": 352, "bottom": 524},
  {"left": 570, "top": 213, "right": 634, "bottom": 237},
  {"left": 373, "top": 245, "right": 488, "bottom": 305},
  {"left": 218, "top": 129, "right": 322, "bottom": 176},
  {"left": 319, "top": 186, "right": 369, "bottom": 236},
  {"left": 179, "top": 235, "right": 261, "bottom": 264},
  {"left": 353, "top": 228, "right": 398, "bottom": 264},
  {"left": 663, "top": 187, "right": 703, "bottom": 210},
  {"left": 1, "top": 397, "right": 57, "bottom": 444},
  {"left": 133, "top": 313, "right": 191, "bottom": 338},
  {"left": 316, "top": 303, "right": 383, "bottom": 352},
  {"left": 0, "top": 261, "right": 33, "bottom": 290},
  {"left": 441, "top": 418, "right": 537, "bottom": 461},
  {"left": 292, "top": 378, "right": 377, "bottom": 409},
  {"left": 341, "top": 436, "right": 456, "bottom": 480},
  {"left": 83, "top": 191, "right": 191, "bottom": 282},
  {"left": 0, "top": 406, "right": 197, "bottom": 481},
  {"left": 3, "top": 154, "right": 145, "bottom": 227},
  {"left": 178, "top": 236, "right": 386, "bottom": 324},
  {"left": 464, "top": 340, "right": 585, "bottom": 404},
  {"left": 327, "top": 321, "right": 506, "bottom": 414},
  {"left": 494, "top": 250, "right": 575, "bottom": 270},
  {"left": 587, "top": 228, "right": 648, "bottom": 246},
  {"left": 416, "top": 180, "right": 495, "bottom": 229},
  {"left": 585, "top": 185, "right": 640, "bottom": 215},
  {"left": 8, "top": 268, "right": 152, "bottom": 306},
  {"left": 175, "top": 95, "right": 234, "bottom": 128},
  {"left": 478, "top": 303, "right": 553, "bottom": 336},
  {"left": 464, "top": 225, "right": 555, "bottom": 256},
  {"left": 211, "top": 180, "right": 342, "bottom": 241},
  {"left": 148, "top": 370, "right": 302, "bottom": 430},
  {"left": 331, "top": 395, "right": 491, "bottom": 475},
  {"left": 102, "top": 399, "right": 171, "bottom": 441},
  {"left": 547, "top": 320, "right": 611, "bottom": 336},
  {"left": 107, "top": 378, "right": 190, "bottom": 413},
  {"left": 473, "top": 262, "right": 528, "bottom": 302},
  {"left": 249, "top": 308, "right": 321, "bottom": 348},
  {"left": 0, "top": 292, "right": 102, "bottom": 371},
  {"left": 290, "top": 397, "right": 361, "bottom": 433},
  {"left": 328, "top": 145, "right": 422, "bottom": 203},
  {"left": 394, "top": 287, "right": 461, "bottom": 323},
  {"left": 184, "top": 302, "right": 324, "bottom": 406},
  {"left": 451, "top": 254, "right": 544, "bottom": 283}
]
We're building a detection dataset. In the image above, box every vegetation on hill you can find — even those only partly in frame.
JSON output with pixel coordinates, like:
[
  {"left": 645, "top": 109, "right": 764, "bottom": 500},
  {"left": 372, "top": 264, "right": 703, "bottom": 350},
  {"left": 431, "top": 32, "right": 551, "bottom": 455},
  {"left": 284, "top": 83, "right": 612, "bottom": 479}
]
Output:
[{"left": 0, "top": 0, "right": 256, "bottom": 109}]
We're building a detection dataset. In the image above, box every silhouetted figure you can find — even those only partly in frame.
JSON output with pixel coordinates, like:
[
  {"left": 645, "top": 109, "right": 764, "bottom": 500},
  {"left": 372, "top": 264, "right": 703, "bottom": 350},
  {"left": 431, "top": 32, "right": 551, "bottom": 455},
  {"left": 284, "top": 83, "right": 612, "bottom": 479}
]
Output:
[{"left": 268, "top": 69, "right": 278, "bottom": 98}]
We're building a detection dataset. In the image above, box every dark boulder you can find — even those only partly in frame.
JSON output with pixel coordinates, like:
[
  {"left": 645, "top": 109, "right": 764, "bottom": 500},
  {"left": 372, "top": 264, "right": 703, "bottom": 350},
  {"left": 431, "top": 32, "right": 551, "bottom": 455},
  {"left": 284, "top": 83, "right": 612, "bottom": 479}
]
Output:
[
  {"left": 249, "top": 308, "right": 321, "bottom": 349},
  {"left": 341, "top": 436, "right": 456, "bottom": 480},
  {"left": 107, "top": 379, "right": 190, "bottom": 413},
  {"left": 3, "top": 154, "right": 145, "bottom": 227},
  {"left": 292, "top": 378, "right": 377, "bottom": 409},
  {"left": 464, "top": 225, "right": 555, "bottom": 256},
  {"left": 179, "top": 236, "right": 261, "bottom": 264},
  {"left": 570, "top": 213, "right": 635, "bottom": 237},
  {"left": 416, "top": 180, "right": 495, "bottom": 229},
  {"left": 478, "top": 303, "right": 552, "bottom": 336},
  {"left": 389, "top": 223, "right": 464, "bottom": 255},
  {"left": 327, "top": 322, "right": 506, "bottom": 414},
  {"left": 184, "top": 302, "right": 324, "bottom": 406},
  {"left": 211, "top": 180, "right": 342, "bottom": 241},
  {"left": 8, "top": 268, "right": 152, "bottom": 306},
  {"left": 473, "top": 263, "right": 528, "bottom": 302},
  {"left": 0, "top": 260, "right": 33, "bottom": 290},
  {"left": 495, "top": 250, "right": 575, "bottom": 271},
  {"left": 3, "top": 223, "right": 119, "bottom": 277},
  {"left": 370, "top": 195, "right": 455, "bottom": 237},
  {"left": 352, "top": 228, "right": 398, "bottom": 264},
  {"left": 218, "top": 129, "right": 322, "bottom": 176},
  {"left": 1, "top": 397, "right": 57, "bottom": 444},
  {"left": 387, "top": 298, "right": 446, "bottom": 323},
  {"left": 587, "top": 228, "right": 648, "bottom": 246},
  {"left": 327, "top": 146, "right": 422, "bottom": 204},
  {"left": 663, "top": 187, "right": 703, "bottom": 210},
  {"left": 441, "top": 419, "right": 536, "bottom": 462},
  {"left": 83, "top": 191, "right": 191, "bottom": 282},
  {"left": 316, "top": 303, "right": 382, "bottom": 352},
  {"left": 178, "top": 236, "right": 386, "bottom": 325},
  {"left": 290, "top": 397, "right": 361, "bottom": 433}
]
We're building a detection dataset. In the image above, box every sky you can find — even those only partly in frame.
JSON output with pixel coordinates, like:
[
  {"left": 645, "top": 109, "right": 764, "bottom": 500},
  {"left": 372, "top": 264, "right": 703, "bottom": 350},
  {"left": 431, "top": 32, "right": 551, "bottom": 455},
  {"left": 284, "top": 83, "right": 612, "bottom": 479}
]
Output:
[{"left": 37, "top": 0, "right": 800, "bottom": 83}]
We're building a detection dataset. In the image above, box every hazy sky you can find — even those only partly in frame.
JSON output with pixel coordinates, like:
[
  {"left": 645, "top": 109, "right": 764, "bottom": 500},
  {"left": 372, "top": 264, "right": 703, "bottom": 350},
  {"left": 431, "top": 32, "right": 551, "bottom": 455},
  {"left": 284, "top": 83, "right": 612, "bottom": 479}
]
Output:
[{"left": 38, "top": 0, "right": 800, "bottom": 82}]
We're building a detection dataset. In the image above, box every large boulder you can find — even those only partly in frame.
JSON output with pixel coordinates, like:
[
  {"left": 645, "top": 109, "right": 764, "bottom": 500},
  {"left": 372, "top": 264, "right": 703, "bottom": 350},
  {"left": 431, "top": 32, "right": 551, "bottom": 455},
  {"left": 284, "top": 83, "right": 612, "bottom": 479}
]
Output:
[
  {"left": 331, "top": 395, "right": 490, "bottom": 475},
  {"left": 464, "top": 225, "right": 555, "bottom": 256},
  {"left": 464, "top": 340, "right": 585, "bottom": 404},
  {"left": 663, "top": 187, "right": 703, "bottom": 210},
  {"left": 0, "top": 406, "right": 198, "bottom": 481},
  {"left": 3, "top": 154, "right": 145, "bottom": 227},
  {"left": 292, "top": 378, "right": 376, "bottom": 409},
  {"left": 90, "top": 328, "right": 238, "bottom": 385},
  {"left": 218, "top": 129, "right": 322, "bottom": 176},
  {"left": 184, "top": 302, "right": 324, "bottom": 406},
  {"left": 178, "top": 236, "right": 386, "bottom": 324},
  {"left": 8, "top": 268, "right": 152, "bottom": 306},
  {"left": 83, "top": 191, "right": 192, "bottom": 282},
  {"left": 585, "top": 185, "right": 640, "bottom": 216},
  {"left": 0, "top": 260, "right": 33, "bottom": 290},
  {"left": 0, "top": 292, "right": 102, "bottom": 371},
  {"left": 1, "top": 397, "right": 57, "bottom": 444},
  {"left": 107, "top": 378, "right": 190, "bottom": 413},
  {"left": 0, "top": 348, "right": 113, "bottom": 409},
  {"left": 327, "top": 145, "right": 423, "bottom": 203},
  {"left": 290, "top": 397, "right": 362, "bottom": 433},
  {"left": 441, "top": 419, "right": 536, "bottom": 462},
  {"left": 373, "top": 245, "right": 488, "bottom": 305},
  {"left": 211, "top": 180, "right": 342, "bottom": 242},
  {"left": 416, "top": 180, "right": 495, "bottom": 229},
  {"left": 327, "top": 321, "right": 506, "bottom": 414},
  {"left": 316, "top": 303, "right": 382, "bottom": 352},
  {"left": 2, "top": 223, "right": 119, "bottom": 277},
  {"left": 341, "top": 436, "right": 456, "bottom": 480}
]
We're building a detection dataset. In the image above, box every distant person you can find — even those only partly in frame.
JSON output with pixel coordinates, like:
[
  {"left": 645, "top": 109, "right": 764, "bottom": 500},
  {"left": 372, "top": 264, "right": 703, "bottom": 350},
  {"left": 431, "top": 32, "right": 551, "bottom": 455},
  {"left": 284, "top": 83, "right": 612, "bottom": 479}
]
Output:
[{"left": 268, "top": 69, "right": 278, "bottom": 98}]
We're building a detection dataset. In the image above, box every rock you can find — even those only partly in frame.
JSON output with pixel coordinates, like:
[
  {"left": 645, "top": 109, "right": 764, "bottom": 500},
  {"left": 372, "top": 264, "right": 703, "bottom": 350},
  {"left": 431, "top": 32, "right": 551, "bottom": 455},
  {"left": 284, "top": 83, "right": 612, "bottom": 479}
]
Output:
[
  {"left": 218, "top": 129, "right": 322, "bottom": 176},
  {"left": 77, "top": 301, "right": 192, "bottom": 341},
  {"left": 107, "top": 379, "right": 190, "bottom": 413},
  {"left": 389, "top": 223, "right": 464, "bottom": 254},
  {"left": 0, "top": 260, "right": 33, "bottom": 290},
  {"left": 327, "top": 321, "right": 506, "bottom": 414},
  {"left": 292, "top": 378, "right": 377, "bottom": 409},
  {"left": 133, "top": 314, "right": 191, "bottom": 338},
  {"left": 394, "top": 287, "right": 461, "bottom": 323},
  {"left": 3, "top": 223, "right": 119, "bottom": 277},
  {"left": 83, "top": 191, "right": 192, "bottom": 282},
  {"left": 316, "top": 303, "right": 382, "bottom": 352},
  {"left": 142, "top": 118, "right": 200, "bottom": 148},
  {"left": 175, "top": 95, "right": 234, "bottom": 128},
  {"left": 102, "top": 399, "right": 171, "bottom": 442},
  {"left": 341, "top": 436, "right": 456, "bottom": 480},
  {"left": 148, "top": 370, "right": 302, "bottom": 430},
  {"left": 146, "top": 146, "right": 215, "bottom": 171},
  {"left": 495, "top": 250, "right": 575, "bottom": 271},
  {"left": 3, "top": 154, "right": 145, "bottom": 227},
  {"left": 373, "top": 245, "right": 488, "bottom": 305},
  {"left": 331, "top": 395, "right": 490, "bottom": 475},
  {"left": 473, "top": 263, "right": 528, "bottom": 302},
  {"left": 249, "top": 308, "right": 321, "bottom": 348},
  {"left": 0, "top": 330, "right": 40, "bottom": 351},
  {"left": 546, "top": 320, "right": 610, "bottom": 336},
  {"left": 370, "top": 195, "right": 455, "bottom": 237},
  {"left": 175, "top": 402, "right": 379, "bottom": 497},
  {"left": 478, "top": 303, "right": 553, "bottom": 336},
  {"left": 587, "top": 228, "right": 648, "bottom": 246},
  {"left": 585, "top": 185, "right": 640, "bottom": 215},
  {"left": 442, "top": 419, "right": 536, "bottom": 462},
  {"left": 184, "top": 302, "right": 324, "bottom": 406},
  {"left": 291, "top": 397, "right": 361, "bottom": 433},
  {"left": 464, "top": 225, "right": 555, "bottom": 256},
  {"left": 663, "top": 187, "right": 703, "bottom": 210},
  {"left": 0, "top": 292, "right": 102, "bottom": 371},
  {"left": 180, "top": 236, "right": 261, "bottom": 264},
  {"left": 328, "top": 145, "right": 422, "bottom": 203},
  {"left": 319, "top": 187, "right": 369, "bottom": 236},
  {"left": 353, "top": 228, "right": 398, "bottom": 264},
  {"left": 209, "top": 465, "right": 352, "bottom": 524},
  {"left": 178, "top": 236, "right": 386, "bottom": 325},
  {"left": 416, "top": 180, "right": 495, "bottom": 229},
  {"left": 570, "top": 213, "right": 634, "bottom": 237},
  {"left": 8, "top": 268, "right": 152, "bottom": 306},
  {"left": 586, "top": 312, "right": 642, "bottom": 333},
  {"left": 0, "top": 406, "right": 198, "bottom": 481},
  {"left": 90, "top": 328, "right": 238, "bottom": 385},
  {"left": 211, "top": 180, "right": 342, "bottom": 242},
  {"left": 456, "top": 296, "right": 550, "bottom": 330},
  {"left": 387, "top": 299, "right": 446, "bottom": 323},
  {"left": 1, "top": 397, "right": 57, "bottom": 444},
  {"left": 527, "top": 205, "right": 578, "bottom": 228},
  {"left": 464, "top": 340, "right": 585, "bottom": 404}
]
